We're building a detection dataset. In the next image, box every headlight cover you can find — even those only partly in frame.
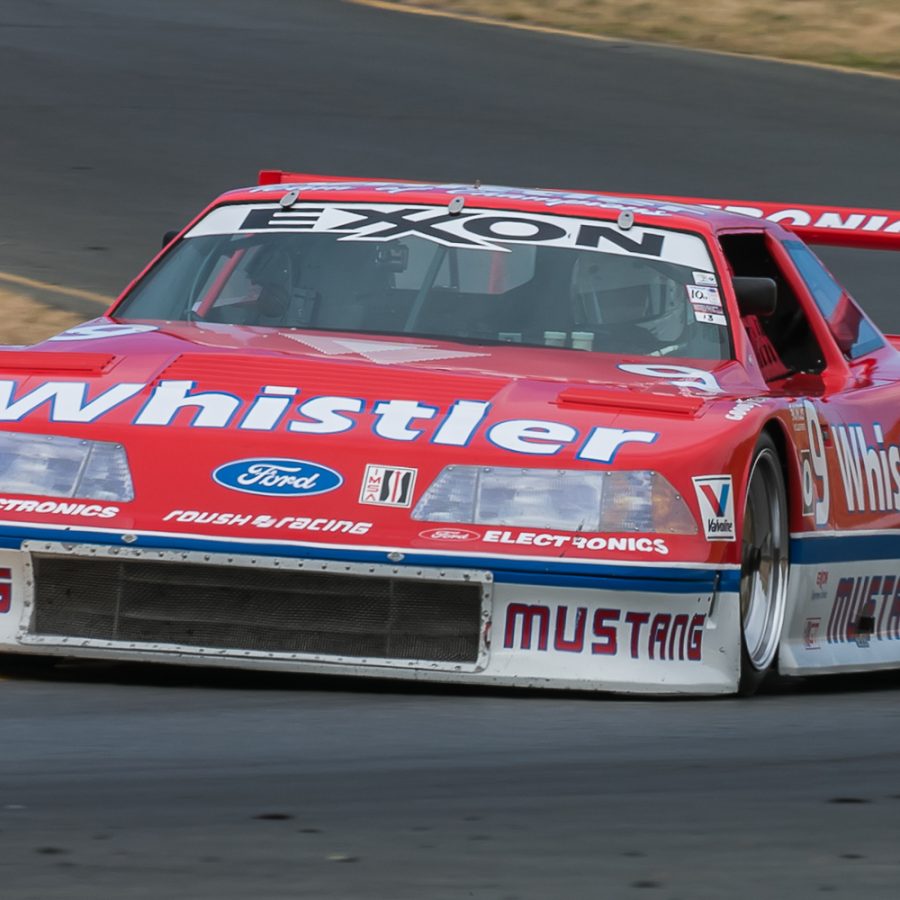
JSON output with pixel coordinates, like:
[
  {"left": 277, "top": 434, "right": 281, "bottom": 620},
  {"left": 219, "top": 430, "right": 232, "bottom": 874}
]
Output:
[
  {"left": 412, "top": 466, "right": 696, "bottom": 534},
  {"left": 0, "top": 432, "right": 134, "bottom": 502}
]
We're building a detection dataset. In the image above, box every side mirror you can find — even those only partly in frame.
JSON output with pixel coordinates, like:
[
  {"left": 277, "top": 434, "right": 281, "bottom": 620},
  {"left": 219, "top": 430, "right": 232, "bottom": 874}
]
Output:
[
  {"left": 161, "top": 230, "right": 179, "bottom": 249},
  {"left": 733, "top": 276, "right": 777, "bottom": 317}
]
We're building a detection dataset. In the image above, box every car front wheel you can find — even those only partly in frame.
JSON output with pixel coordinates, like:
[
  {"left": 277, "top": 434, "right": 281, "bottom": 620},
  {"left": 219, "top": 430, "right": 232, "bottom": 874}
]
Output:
[{"left": 738, "top": 433, "right": 789, "bottom": 695}]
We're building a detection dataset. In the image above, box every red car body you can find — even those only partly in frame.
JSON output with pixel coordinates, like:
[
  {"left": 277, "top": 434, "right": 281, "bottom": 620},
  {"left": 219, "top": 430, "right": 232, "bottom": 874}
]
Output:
[{"left": 0, "top": 171, "right": 898, "bottom": 694}]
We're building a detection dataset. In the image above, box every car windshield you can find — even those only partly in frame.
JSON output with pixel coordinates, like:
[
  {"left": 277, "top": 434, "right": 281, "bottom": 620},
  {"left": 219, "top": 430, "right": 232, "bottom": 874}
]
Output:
[{"left": 116, "top": 202, "right": 731, "bottom": 360}]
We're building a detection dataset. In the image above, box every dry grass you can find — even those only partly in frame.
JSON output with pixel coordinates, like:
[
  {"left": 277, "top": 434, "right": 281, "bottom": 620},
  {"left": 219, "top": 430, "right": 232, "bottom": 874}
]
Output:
[
  {"left": 0, "top": 289, "right": 89, "bottom": 346},
  {"left": 388, "top": 1, "right": 900, "bottom": 73}
]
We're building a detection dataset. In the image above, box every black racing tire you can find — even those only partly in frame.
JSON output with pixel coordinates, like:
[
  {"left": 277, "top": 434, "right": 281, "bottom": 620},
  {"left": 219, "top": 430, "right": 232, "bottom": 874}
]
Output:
[{"left": 738, "top": 433, "right": 790, "bottom": 696}]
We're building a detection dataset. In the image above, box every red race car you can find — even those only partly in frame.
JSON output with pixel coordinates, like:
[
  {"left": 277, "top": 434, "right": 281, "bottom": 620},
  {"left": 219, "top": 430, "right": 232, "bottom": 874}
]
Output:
[{"left": 0, "top": 171, "right": 898, "bottom": 694}]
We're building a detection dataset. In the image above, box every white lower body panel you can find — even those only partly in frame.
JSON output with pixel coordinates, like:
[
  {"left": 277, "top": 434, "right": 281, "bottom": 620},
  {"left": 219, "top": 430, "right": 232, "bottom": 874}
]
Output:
[
  {"left": 781, "top": 556, "right": 900, "bottom": 675},
  {"left": 0, "top": 543, "right": 742, "bottom": 695}
]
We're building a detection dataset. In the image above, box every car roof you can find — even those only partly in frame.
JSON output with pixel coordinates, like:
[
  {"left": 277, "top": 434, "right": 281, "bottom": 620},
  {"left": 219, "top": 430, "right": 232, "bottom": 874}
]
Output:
[{"left": 217, "top": 177, "right": 772, "bottom": 237}]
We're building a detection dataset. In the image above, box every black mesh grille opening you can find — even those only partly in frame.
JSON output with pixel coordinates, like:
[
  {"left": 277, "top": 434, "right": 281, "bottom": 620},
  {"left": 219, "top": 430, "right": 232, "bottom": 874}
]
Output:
[{"left": 31, "top": 555, "right": 482, "bottom": 663}]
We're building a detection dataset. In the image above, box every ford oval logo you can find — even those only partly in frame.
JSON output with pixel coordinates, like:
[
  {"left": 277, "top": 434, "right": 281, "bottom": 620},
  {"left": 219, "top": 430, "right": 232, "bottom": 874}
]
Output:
[
  {"left": 213, "top": 458, "right": 342, "bottom": 497},
  {"left": 418, "top": 528, "right": 481, "bottom": 543}
]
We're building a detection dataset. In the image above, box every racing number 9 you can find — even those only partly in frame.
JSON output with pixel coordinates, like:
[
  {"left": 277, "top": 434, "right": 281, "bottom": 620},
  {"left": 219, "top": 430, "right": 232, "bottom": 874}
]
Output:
[{"left": 801, "top": 400, "right": 830, "bottom": 527}]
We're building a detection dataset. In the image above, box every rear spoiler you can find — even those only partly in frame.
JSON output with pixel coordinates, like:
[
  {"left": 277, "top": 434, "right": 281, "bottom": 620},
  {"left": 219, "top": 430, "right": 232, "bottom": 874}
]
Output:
[
  {"left": 257, "top": 171, "right": 900, "bottom": 252},
  {"left": 586, "top": 192, "right": 900, "bottom": 252},
  {"left": 258, "top": 169, "right": 349, "bottom": 186}
]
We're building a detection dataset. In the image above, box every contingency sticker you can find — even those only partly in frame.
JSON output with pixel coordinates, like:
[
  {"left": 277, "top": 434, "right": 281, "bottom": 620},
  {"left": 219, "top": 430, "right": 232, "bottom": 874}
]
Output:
[
  {"left": 693, "top": 271, "right": 718, "bottom": 286},
  {"left": 360, "top": 464, "right": 417, "bottom": 507},
  {"left": 693, "top": 309, "right": 727, "bottom": 326},
  {"left": 804, "top": 618, "right": 821, "bottom": 650},
  {"left": 685, "top": 285, "right": 726, "bottom": 326},
  {"left": 692, "top": 475, "right": 736, "bottom": 541},
  {"left": 686, "top": 285, "right": 722, "bottom": 307},
  {"left": 0, "top": 567, "right": 10, "bottom": 614}
]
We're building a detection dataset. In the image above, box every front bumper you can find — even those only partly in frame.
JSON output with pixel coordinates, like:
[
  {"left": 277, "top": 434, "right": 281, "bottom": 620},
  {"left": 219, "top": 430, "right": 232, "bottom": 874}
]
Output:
[{"left": 0, "top": 540, "right": 742, "bottom": 695}]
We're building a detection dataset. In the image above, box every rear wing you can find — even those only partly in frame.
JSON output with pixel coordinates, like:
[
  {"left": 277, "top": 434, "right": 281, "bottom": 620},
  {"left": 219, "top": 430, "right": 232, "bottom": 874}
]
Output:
[
  {"left": 605, "top": 193, "right": 900, "bottom": 252},
  {"left": 256, "top": 172, "right": 900, "bottom": 252},
  {"left": 258, "top": 169, "right": 349, "bottom": 186}
]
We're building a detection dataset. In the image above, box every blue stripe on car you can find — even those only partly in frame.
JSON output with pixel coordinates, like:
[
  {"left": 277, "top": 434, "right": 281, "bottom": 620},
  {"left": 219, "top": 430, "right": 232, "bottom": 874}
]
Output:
[{"left": 0, "top": 524, "right": 739, "bottom": 594}]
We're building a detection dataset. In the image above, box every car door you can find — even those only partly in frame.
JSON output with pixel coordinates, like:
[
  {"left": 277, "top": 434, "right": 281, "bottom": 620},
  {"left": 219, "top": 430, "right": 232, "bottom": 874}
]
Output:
[{"left": 776, "top": 237, "right": 900, "bottom": 660}]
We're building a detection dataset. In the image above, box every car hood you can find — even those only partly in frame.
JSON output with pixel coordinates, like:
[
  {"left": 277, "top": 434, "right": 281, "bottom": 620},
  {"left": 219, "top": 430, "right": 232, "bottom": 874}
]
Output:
[
  {"left": 0, "top": 321, "right": 766, "bottom": 562},
  {"left": 0, "top": 320, "right": 763, "bottom": 439}
]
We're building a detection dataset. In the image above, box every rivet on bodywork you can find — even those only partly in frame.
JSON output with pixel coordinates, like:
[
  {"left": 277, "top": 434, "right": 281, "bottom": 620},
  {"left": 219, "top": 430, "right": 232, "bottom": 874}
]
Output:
[{"left": 617, "top": 210, "right": 635, "bottom": 230}]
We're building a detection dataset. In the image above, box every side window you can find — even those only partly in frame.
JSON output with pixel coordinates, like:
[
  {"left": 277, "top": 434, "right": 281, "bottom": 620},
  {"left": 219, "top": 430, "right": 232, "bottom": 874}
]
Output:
[
  {"left": 719, "top": 232, "right": 825, "bottom": 381},
  {"left": 782, "top": 240, "right": 884, "bottom": 359}
]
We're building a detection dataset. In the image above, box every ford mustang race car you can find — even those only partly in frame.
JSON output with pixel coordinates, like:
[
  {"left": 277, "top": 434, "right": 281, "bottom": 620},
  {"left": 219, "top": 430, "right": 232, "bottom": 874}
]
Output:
[{"left": 0, "top": 171, "right": 898, "bottom": 694}]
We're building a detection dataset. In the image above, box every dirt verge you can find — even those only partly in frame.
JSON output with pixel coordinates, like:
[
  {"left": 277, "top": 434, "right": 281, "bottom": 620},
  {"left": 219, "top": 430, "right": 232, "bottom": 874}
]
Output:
[
  {"left": 0, "top": 289, "right": 91, "bottom": 346},
  {"left": 386, "top": 1, "right": 900, "bottom": 75}
]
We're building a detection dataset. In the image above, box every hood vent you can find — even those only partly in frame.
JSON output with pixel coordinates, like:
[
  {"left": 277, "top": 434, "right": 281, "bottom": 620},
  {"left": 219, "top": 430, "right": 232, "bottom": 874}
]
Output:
[
  {"left": 0, "top": 351, "right": 118, "bottom": 375},
  {"left": 556, "top": 387, "right": 706, "bottom": 417}
]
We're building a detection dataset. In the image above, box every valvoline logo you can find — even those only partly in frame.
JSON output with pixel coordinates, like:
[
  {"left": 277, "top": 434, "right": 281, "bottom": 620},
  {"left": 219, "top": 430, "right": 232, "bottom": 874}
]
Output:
[
  {"left": 692, "top": 475, "right": 736, "bottom": 542},
  {"left": 213, "top": 458, "right": 342, "bottom": 497}
]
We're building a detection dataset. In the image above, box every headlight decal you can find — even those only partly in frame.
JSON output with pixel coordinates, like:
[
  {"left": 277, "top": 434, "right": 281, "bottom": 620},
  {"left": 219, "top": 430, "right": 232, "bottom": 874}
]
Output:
[
  {"left": 413, "top": 466, "right": 697, "bottom": 535},
  {"left": 0, "top": 432, "right": 134, "bottom": 502}
]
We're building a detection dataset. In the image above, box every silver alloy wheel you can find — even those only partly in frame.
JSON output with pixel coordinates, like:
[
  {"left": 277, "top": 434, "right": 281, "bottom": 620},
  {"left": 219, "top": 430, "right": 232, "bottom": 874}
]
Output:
[{"left": 740, "top": 445, "right": 789, "bottom": 673}]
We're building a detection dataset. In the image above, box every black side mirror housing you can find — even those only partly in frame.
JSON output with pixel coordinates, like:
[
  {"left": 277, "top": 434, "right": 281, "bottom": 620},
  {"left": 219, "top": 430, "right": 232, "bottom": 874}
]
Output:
[
  {"left": 161, "top": 230, "right": 179, "bottom": 249},
  {"left": 733, "top": 276, "right": 777, "bottom": 317}
]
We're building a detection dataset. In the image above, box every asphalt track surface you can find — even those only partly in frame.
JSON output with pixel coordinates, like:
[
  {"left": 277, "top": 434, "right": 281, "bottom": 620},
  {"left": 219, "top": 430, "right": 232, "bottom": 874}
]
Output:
[{"left": 2, "top": 1, "right": 900, "bottom": 897}]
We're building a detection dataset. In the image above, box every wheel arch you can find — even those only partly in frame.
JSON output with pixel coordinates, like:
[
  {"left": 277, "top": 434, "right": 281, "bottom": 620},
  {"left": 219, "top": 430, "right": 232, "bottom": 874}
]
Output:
[
  {"left": 761, "top": 418, "right": 790, "bottom": 486},
  {"left": 759, "top": 415, "right": 799, "bottom": 536},
  {"left": 734, "top": 416, "right": 794, "bottom": 545}
]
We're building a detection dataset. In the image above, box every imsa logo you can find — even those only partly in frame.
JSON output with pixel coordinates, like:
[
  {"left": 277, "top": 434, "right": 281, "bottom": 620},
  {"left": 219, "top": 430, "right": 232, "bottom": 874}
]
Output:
[{"left": 360, "top": 464, "right": 417, "bottom": 508}]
